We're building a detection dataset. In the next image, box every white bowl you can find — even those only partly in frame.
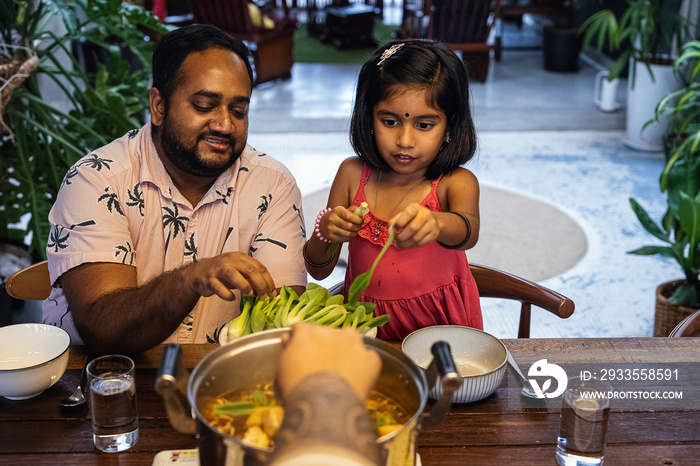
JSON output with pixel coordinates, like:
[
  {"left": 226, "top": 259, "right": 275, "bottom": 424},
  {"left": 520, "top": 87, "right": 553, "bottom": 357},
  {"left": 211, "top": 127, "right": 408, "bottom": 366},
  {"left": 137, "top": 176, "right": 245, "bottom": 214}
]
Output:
[
  {"left": 402, "top": 325, "right": 507, "bottom": 403},
  {"left": 0, "top": 323, "right": 70, "bottom": 400}
]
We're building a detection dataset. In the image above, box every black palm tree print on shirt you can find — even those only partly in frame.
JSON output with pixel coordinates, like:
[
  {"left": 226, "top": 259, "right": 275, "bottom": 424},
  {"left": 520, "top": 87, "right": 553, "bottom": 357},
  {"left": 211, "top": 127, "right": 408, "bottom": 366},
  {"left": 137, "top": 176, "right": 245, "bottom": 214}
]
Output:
[
  {"left": 60, "top": 166, "right": 79, "bottom": 189},
  {"left": 162, "top": 203, "right": 189, "bottom": 256},
  {"left": 257, "top": 194, "right": 272, "bottom": 220},
  {"left": 293, "top": 204, "right": 305, "bottom": 238},
  {"left": 47, "top": 220, "right": 97, "bottom": 252},
  {"left": 216, "top": 187, "right": 233, "bottom": 205},
  {"left": 206, "top": 323, "right": 226, "bottom": 343},
  {"left": 79, "top": 153, "right": 113, "bottom": 171},
  {"left": 98, "top": 187, "right": 125, "bottom": 216},
  {"left": 184, "top": 232, "right": 197, "bottom": 262},
  {"left": 250, "top": 233, "right": 287, "bottom": 253},
  {"left": 47, "top": 226, "right": 70, "bottom": 252},
  {"left": 126, "top": 183, "right": 144, "bottom": 216},
  {"left": 115, "top": 241, "right": 135, "bottom": 265}
]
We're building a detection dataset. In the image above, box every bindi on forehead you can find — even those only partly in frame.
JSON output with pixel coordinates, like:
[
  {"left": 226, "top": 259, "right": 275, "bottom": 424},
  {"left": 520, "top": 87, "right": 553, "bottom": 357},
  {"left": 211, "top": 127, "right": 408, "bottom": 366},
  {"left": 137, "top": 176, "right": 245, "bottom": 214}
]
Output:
[{"left": 405, "top": 113, "right": 410, "bottom": 117}]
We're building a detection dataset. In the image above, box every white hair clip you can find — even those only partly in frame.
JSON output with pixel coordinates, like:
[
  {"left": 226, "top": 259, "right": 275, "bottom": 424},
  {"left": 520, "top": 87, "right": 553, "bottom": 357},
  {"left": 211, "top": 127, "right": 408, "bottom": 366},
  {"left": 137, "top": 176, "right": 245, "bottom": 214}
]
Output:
[{"left": 377, "top": 43, "right": 405, "bottom": 69}]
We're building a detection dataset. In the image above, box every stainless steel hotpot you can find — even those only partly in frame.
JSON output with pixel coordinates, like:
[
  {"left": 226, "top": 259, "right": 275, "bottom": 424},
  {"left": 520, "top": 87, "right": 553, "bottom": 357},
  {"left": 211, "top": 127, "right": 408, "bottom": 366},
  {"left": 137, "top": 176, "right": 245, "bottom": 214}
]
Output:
[{"left": 156, "top": 328, "right": 461, "bottom": 466}]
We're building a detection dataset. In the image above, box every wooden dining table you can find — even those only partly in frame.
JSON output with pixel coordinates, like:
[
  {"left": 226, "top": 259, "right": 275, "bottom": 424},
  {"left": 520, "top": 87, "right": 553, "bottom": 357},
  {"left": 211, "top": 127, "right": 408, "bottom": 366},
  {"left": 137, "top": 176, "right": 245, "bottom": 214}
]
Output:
[{"left": 2, "top": 337, "right": 699, "bottom": 465}]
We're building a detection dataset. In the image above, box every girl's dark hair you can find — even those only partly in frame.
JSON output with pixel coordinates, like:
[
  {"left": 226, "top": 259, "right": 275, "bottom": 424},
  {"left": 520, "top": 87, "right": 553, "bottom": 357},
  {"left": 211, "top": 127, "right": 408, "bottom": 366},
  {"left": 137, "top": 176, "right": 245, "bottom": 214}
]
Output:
[
  {"left": 350, "top": 39, "right": 477, "bottom": 180},
  {"left": 152, "top": 24, "right": 254, "bottom": 105}
]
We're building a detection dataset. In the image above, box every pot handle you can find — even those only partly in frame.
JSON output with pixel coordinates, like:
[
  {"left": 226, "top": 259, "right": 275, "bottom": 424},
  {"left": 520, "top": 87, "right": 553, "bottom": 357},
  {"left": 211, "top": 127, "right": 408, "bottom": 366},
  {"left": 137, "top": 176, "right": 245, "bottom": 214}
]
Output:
[
  {"left": 155, "top": 343, "right": 197, "bottom": 434},
  {"left": 421, "top": 341, "right": 462, "bottom": 430}
]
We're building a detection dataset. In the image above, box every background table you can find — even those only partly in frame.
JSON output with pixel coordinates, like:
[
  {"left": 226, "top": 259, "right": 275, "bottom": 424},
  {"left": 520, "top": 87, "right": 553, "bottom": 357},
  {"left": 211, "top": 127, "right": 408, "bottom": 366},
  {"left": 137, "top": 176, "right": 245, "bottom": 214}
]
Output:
[{"left": 1, "top": 338, "right": 699, "bottom": 465}]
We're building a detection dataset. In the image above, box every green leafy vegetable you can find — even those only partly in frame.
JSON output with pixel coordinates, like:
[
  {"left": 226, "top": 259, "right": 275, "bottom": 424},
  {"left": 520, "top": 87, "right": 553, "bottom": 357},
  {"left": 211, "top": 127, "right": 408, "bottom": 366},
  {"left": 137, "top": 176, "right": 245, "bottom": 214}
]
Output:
[
  {"left": 348, "top": 227, "right": 395, "bottom": 304},
  {"left": 228, "top": 296, "right": 254, "bottom": 338},
  {"left": 212, "top": 401, "right": 255, "bottom": 417},
  {"left": 252, "top": 390, "right": 269, "bottom": 407},
  {"left": 224, "top": 229, "right": 393, "bottom": 341}
]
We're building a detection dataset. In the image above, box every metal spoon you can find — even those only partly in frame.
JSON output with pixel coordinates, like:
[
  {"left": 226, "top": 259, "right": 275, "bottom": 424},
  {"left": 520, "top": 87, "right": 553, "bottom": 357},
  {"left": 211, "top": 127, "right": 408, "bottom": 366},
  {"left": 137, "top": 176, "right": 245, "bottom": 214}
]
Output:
[
  {"left": 505, "top": 347, "right": 539, "bottom": 399},
  {"left": 59, "top": 355, "right": 89, "bottom": 408}
]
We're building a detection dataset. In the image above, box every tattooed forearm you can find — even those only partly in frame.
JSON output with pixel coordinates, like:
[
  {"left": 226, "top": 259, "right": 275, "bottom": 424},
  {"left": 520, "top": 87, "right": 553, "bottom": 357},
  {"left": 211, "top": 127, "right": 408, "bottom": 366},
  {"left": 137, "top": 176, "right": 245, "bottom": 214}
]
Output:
[{"left": 272, "top": 372, "right": 382, "bottom": 465}]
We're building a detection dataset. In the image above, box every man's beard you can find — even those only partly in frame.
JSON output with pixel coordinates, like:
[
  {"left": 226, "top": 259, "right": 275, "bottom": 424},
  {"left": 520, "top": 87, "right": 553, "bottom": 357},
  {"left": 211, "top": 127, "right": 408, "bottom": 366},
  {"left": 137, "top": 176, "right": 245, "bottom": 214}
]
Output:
[{"left": 159, "top": 109, "right": 245, "bottom": 178}]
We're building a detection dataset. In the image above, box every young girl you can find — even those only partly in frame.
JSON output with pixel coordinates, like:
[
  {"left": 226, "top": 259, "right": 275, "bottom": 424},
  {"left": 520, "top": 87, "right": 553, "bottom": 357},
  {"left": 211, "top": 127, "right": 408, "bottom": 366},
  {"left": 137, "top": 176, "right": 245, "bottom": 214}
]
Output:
[{"left": 303, "top": 39, "right": 482, "bottom": 340}]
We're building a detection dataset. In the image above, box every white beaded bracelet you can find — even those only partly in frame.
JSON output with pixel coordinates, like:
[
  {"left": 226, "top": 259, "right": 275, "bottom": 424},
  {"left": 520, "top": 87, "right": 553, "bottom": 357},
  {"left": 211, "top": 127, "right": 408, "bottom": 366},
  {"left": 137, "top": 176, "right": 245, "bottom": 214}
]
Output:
[{"left": 315, "top": 208, "right": 332, "bottom": 243}]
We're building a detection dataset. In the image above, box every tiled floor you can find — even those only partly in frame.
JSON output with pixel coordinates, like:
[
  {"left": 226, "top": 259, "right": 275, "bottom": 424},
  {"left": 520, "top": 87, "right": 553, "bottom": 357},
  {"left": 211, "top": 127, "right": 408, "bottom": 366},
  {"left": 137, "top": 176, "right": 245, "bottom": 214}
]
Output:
[{"left": 246, "top": 14, "right": 679, "bottom": 339}]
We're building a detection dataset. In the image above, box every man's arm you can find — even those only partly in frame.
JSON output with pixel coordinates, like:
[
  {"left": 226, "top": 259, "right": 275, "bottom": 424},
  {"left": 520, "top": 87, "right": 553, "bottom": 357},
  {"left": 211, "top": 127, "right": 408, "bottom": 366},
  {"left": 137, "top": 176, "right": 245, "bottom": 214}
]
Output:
[
  {"left": 271, "top": 373, "right": 382, "bottom": 466},
  {"left": 63, "top": 251, "right": 277, "bottom": 355},
  {"left": 272, "top": 324, "right": 383, "bottom": 465}
]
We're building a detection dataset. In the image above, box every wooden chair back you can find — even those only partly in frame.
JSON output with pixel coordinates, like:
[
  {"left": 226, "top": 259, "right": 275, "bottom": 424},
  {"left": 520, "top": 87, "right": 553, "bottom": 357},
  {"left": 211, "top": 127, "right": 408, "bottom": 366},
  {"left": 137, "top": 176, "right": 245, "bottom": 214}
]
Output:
[
  {"left": 669, "top": 309, "right": 700, "bottom": 337},
  {"left": 398, "top": 0, "right": 501, "bottom": 81},
  {"left": 469, "top": 263, "right": 573, "bottom": 338},
  {"left": 328, "top": 262, "right": 574, "bottom": 338},
  {"left": 188, "top": 0, "right": 258, "bottom": 40},
  {"left": 5, "top": 260, "right": 51, "bottom": 301},
  {"left": 187, "top": 0, "right": 296, "bottom": 85},
  {"left": 429, "top": 0, "right": 501, "bottom": 50}
]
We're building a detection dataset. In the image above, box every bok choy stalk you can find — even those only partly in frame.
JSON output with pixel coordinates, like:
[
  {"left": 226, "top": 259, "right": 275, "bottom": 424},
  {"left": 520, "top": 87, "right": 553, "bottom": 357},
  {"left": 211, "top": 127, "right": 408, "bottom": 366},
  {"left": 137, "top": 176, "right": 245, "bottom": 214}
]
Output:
[
  {"left": 285, "top": 285, "right": 328, "bottom": 326},
  {"left": 228, "top": 295, "right": 255, "bottom": 339},
  {"left": 273, "top": 286, "right": 299, "bottom": 329},
  {"left": 249, "top": 297, "right": 270, "bottom": 333}
]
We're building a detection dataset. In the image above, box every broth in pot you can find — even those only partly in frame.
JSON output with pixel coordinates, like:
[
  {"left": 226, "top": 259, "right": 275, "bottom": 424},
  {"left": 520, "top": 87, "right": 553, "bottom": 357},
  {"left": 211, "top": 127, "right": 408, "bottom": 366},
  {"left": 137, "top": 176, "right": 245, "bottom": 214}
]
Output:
[{"left": 202, "top": 383, "right": 408, "bottom": 448}]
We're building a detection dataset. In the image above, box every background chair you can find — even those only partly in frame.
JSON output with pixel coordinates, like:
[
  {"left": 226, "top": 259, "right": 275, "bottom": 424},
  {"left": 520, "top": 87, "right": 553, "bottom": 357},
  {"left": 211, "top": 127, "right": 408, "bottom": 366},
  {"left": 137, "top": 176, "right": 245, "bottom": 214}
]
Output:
[
  {"left": 399, "top": 0, "right": 502, "bottom": 82},
  {"left": 329, "top": 262, "right": 575, "bottom": 338},
  {"left": 669, "top": 309, "right": 700, "bottom": 337},
  {"left": 5, "top": 260, "right": 51, "bottom": 301},
  {"left": 399, "top": 0, "right": 431, "bottom": 39},
  {"left": 187, "top": 0, "right": 297, "bottom": 85}
]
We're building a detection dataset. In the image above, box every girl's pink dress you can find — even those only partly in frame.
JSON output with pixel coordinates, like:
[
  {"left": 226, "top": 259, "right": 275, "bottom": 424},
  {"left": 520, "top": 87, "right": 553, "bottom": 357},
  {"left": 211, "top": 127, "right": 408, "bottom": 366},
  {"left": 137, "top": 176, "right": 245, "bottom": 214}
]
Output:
[{"left": 343, "top": 165, "right": 483, "bottom": 340}]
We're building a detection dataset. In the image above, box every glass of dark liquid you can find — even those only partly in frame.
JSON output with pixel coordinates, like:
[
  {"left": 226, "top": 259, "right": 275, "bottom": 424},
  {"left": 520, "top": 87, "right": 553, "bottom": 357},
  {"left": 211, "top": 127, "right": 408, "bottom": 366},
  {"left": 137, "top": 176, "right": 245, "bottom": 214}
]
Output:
[
  {"left": 556, "top": 376, "right": 611, "bottom": 466},
  {"left": 87, "top": 355, "right": 139, "bottom": 452}
]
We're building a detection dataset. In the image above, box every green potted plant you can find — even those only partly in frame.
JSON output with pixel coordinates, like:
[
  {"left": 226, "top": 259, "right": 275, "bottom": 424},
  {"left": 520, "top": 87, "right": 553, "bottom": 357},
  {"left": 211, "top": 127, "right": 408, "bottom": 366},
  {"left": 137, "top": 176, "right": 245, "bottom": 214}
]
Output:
[
  {"left": 580, "top": 0, "right": 693, "bottom": 151},
  {"left": 628, "top": 41, "right": 700, "bottom": 336},
  {"left": 0, "top": 0, "right": 172, "bottom": 261},
  {"left": 646, "top": 40, "right": 700, "bottom": 161}
]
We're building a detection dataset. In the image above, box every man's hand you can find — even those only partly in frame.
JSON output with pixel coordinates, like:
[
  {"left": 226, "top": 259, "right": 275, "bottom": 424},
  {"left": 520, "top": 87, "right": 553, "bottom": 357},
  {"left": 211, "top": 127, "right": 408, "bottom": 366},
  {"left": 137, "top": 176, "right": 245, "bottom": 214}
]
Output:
[
  {"left": 276, "top": 323, "right": 381, "bottom": 401},
  {"left": 186, "top": 252, "right": 278, "bottom": 300}
]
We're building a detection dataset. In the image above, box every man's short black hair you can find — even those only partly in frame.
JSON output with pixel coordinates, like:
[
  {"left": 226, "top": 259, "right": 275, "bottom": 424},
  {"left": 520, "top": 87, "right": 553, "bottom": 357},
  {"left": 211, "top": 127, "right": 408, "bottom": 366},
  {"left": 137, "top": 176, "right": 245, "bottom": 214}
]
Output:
[{"left": 152, "top": 24, "right": 254, "bottom": 104}]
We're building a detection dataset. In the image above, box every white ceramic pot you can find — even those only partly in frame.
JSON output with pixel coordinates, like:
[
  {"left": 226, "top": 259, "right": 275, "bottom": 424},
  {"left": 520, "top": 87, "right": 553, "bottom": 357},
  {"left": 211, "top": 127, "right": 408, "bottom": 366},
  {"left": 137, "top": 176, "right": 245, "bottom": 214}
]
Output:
[{"left": 625, "top": 59, "right": 683, "bottom": 151}]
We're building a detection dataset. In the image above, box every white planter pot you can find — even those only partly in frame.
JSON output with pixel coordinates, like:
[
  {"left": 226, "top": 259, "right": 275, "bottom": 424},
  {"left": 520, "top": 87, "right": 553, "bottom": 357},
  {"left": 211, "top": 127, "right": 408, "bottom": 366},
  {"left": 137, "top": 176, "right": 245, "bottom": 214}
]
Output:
[{"left": 625, "top": 59, "right": 683, "bottom": 151}]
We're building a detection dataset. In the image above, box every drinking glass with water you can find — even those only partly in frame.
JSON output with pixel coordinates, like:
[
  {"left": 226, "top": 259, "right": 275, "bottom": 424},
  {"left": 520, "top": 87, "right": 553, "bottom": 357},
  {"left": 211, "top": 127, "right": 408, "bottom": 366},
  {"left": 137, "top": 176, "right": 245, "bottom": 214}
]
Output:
[
  {"left": 556, "top": 376, "right": 611, "bottom": 466},
  {"left": 87, "top": 355, "right": 139, "bottom": 452}
]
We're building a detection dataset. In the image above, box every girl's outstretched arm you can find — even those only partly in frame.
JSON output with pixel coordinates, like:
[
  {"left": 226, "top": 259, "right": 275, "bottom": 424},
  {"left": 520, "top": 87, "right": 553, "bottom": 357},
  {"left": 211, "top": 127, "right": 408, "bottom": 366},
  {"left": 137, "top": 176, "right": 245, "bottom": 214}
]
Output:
[
  {"left": 304, "top": 158, "right": 365, "bottom": 280},
  {"left": 389, "top": 168, "right": 479, "bottom": 251}
]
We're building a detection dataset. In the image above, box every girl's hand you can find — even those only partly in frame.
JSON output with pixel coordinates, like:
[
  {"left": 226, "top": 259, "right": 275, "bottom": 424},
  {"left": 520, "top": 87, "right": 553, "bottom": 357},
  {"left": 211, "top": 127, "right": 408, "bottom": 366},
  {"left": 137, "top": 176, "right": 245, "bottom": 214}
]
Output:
[
  {"left": 318, "top": 206, "right": 366, "bottom": 243},
  {"left": 389, "top": 203, "right": 439, "bottom": 248}
]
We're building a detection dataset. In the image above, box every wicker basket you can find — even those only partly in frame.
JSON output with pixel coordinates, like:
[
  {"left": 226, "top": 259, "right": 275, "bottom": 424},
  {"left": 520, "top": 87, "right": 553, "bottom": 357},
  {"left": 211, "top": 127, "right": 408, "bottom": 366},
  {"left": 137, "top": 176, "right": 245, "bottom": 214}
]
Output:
[
  {"left": 1, "top": 53, "right": 38, "bottom": 136},
  {"left": 654, "top": 281, "right": 698, "bottom": 337}
]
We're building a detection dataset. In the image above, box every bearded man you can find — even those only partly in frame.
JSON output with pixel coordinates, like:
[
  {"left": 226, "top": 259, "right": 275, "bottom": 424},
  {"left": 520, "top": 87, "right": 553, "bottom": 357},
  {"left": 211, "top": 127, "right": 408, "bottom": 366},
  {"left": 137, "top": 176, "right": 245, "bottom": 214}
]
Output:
[{"left": 42, "top": 24, "right": 307, "bottom": 354}]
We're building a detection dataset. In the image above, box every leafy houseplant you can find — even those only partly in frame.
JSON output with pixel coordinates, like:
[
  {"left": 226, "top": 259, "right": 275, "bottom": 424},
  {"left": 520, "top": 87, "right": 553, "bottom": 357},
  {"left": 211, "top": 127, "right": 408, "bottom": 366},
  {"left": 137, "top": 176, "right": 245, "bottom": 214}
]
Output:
[
  {"left": 629, "top": 42, "right": 700, "bottom": 316},
  {"left": 580, "top": 0, "right": 693, "bottom": 151},
  {"left": 580, "top": 0, "right": 691, "bottom": 81},
  {"left": 647, "top": 40, "right": 700, "bottom": 160},
  {"left": 0, "top": 0, "right": 171, "bottom": 260}
]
